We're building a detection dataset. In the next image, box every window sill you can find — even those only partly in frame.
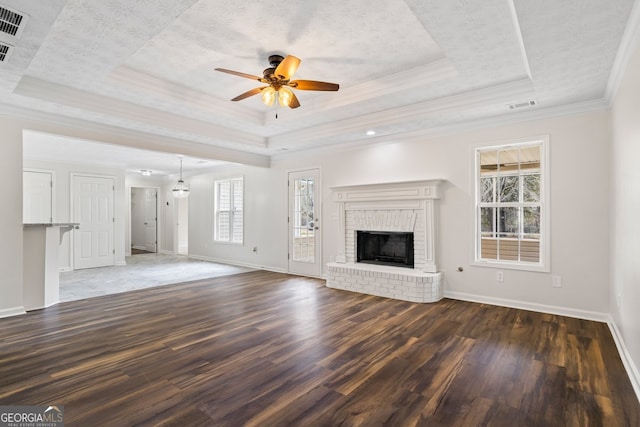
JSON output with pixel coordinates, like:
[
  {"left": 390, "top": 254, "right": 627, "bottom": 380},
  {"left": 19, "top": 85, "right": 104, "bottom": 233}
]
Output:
[{"left": 472, "top": 259, "right": 550, "bottom": 273}]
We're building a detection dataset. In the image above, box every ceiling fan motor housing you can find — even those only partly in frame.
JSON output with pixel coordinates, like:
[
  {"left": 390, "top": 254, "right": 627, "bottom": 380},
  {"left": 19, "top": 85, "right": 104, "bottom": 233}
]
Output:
[
  {"left": 268, "top": 54, "right": 284, "bottom": 67},
  {"left": 263, "top": 67, "right": 277, "bottom": 79}
]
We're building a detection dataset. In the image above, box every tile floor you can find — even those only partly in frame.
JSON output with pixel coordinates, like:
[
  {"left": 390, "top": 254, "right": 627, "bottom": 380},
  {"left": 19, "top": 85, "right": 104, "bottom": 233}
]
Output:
[{"left": 59, "top": 253, "right": 253, "bottom": 302}]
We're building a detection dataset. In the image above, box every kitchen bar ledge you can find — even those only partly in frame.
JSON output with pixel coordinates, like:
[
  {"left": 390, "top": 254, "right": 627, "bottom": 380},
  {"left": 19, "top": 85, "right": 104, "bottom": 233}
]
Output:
[{"left": 23, "top": 223, "right": 78, "bottom": 310}]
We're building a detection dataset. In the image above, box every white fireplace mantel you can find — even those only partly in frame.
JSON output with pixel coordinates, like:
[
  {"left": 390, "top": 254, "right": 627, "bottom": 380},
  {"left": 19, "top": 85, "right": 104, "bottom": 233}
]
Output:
[
  {"left": 327, "top": 180, "right": 445, "bottom": 303},
  {"left": 330, "top": 180, "right": 443, "bottom": 273},
  {"left": 331, "top": 179, "right": 443, "bottom": 203}
]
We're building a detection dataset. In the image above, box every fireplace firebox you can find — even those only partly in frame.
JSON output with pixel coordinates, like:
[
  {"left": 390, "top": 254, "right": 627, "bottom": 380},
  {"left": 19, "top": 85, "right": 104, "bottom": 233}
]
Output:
[{"left": 356, "top": 231, "right": 414, "bottom": 268}]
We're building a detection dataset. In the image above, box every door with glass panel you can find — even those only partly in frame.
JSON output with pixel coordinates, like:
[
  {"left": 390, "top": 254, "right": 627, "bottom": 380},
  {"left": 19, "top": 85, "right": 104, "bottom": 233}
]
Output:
[{"left": 288, "top": 169, "right": 321, "bottom": 277}]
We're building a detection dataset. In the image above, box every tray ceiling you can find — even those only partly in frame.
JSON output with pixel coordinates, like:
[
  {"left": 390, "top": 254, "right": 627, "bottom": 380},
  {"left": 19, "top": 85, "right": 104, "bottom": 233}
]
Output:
[{"left": 0, "top": 0, "right": 637, "bottom": 165}]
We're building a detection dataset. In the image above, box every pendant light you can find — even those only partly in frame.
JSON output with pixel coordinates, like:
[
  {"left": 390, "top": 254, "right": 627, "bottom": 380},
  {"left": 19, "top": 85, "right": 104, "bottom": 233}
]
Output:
[{"left": 172, "top": 157, "right": 189, "bottom": 199}]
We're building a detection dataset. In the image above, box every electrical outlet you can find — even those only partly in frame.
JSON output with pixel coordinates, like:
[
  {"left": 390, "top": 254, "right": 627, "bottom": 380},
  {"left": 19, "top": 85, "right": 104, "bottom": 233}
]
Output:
[
  {"left": 496, "top": 271, "right": 504, "bottom": 282},
  {"left": 552, "top": 275, "right": 562, "bottom": 288}
]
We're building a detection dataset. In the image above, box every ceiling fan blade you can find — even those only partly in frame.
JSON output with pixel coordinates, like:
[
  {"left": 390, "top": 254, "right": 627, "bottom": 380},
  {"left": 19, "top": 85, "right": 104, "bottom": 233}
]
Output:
[
  {"left": 289, "top": 80, "right": 339, "bottom": 91},
  {"left": 215, "top": 68, "right": 263, "bottom": 81},
  {"left": 288, "top": 91, "right": 301, "bottom": 109},
  {"left": 275, "top": 55, "right": 301, "bottom": 80},
  {"left": 231, "top": 87, "right": 264, "bottom": 101}
]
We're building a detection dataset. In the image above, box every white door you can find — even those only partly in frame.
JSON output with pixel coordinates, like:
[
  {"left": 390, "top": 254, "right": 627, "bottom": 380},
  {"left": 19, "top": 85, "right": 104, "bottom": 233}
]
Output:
[
  {"left": 288, "top": 169, "right": 322, "bottom": 277},
  {"left": 144, "top": 189, "right": 157, "bottom": 253},
  {"left": 23, "top": 171, "right": 52, "bottom": 223},
  {"left": 73, "top": 175, "right": 115, "bottom": 269}
]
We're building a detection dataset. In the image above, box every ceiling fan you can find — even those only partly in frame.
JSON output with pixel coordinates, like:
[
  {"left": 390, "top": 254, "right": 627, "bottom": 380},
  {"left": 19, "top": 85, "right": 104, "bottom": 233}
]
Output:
[{"left": 215, "top": 54, "right": 339, "bottom": 109}]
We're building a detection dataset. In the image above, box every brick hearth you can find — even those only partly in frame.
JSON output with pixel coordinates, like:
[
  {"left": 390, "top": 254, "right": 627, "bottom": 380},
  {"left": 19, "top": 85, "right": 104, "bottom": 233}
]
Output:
[{"left": 326, "top": 180, "right": 444, "bottom": 303}]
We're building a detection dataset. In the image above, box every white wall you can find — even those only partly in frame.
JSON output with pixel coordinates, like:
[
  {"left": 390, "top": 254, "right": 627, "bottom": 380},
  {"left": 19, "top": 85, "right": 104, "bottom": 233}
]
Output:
[
  {"left": 187, "top": 163, "right": 287, "bottom": 271},
  {"left": 177, "top": 196, "right": 188, "bottom": 255},
  {"left": 23, "top": 158, "right": 127, "bottom": 269},
  {"left": 182, "top": 110, "right": 611, "bottom": 317},
  {"left": 610, "top": 32, "right": 640, "bottom": 391},
  {"left": 268, "top": 110, "right": 611, "bottom": 316},
  {"left": 0, "top": 118, "right": 25, "bottom": 317},
  {"left": 160, "top": 184, "right": 176, "bottom": 254}
]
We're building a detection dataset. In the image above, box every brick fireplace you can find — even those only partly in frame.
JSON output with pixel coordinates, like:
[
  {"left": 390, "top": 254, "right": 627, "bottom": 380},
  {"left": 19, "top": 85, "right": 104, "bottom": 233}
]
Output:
[{"left": 326, "top": 180, "right": 444, "bottom": 303}]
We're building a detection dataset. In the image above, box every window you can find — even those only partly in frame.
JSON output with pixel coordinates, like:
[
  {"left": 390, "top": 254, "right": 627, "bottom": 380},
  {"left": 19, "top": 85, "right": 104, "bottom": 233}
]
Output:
[
  {"left": 475, "top": 138, "right": 549, "bottom": 271},
  {"left": 215, "top": 177, "right": 243, "bottom": 243}
]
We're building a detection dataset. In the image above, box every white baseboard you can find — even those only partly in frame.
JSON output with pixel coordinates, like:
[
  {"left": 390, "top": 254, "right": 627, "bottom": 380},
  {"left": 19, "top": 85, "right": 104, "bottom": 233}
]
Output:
[
  {"left": 607, "top": 317, "right": 640, "bottom": 404},
  {"left": 187, "top": 254, "right": 287, "bottom": 274},
  {"left": 443, "top": 291, "right": 610, "bottom": 322},
  {"left": 158, "top": 249, "right": 174, "bottom": 255},
  {"left": 0, "top": 306, "right": 27, "bottom": 318},
  {"left": 132, "top": 245, "right": 146, "bottom": 250}
]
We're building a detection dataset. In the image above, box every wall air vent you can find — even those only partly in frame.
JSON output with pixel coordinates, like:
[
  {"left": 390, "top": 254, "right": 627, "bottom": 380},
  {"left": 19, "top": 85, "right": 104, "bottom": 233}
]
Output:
[
  {"left": 508, "top": 100, "right": 537, "bottom": 110},
  {"left": 0, "top": 41, "right": 13, "bottom": 62},
  {"left": 0, "top": 5, "right": 28, "bottom": 38}
]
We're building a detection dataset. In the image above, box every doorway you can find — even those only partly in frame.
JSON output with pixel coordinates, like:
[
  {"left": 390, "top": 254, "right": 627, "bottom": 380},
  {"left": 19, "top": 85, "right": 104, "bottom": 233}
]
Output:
[
  {"left": 288, "top": 169, "right": 322, "bottom": 277},
  {"left": 131, "top": 187, "right": 158, "bottom": 255}
]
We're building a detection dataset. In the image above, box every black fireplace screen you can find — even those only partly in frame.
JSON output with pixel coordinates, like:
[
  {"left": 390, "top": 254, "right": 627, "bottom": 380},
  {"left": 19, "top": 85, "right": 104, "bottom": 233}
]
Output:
[{"left": 356, "top": 231, "right": 414, "bottom": 268}]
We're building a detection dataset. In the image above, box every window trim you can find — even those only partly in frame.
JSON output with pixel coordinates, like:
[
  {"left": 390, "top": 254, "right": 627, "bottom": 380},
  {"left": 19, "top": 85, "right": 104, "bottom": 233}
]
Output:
[
  {"left": 471, "top": 135, "right": 550, "bottom": 272},
  {"left": 214, "top": 176, "right": 244, "bottom": 245}
]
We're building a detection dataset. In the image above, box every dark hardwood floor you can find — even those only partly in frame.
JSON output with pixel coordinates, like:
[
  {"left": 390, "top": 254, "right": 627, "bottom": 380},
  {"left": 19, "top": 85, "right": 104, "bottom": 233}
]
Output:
[{"left": 1, "top": 271, "right": 638, "bottom": 426}]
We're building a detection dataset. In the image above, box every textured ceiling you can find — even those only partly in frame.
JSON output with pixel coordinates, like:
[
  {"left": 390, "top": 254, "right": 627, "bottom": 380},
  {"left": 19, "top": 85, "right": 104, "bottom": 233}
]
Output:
[{"left": 0, "top": 0, "right": 637, "bottom": 166}]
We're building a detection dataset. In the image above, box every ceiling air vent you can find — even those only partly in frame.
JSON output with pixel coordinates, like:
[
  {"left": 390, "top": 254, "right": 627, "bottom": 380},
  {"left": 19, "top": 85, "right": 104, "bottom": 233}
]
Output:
[
  {"left": 0, "top": 4, "right": 28, "bottom": 38},
  {"left": 0, "top": 41, "right": 13, "bottom": 62},
  {"left": 508, "top": 100, "right": 537, "bottom": 110}
]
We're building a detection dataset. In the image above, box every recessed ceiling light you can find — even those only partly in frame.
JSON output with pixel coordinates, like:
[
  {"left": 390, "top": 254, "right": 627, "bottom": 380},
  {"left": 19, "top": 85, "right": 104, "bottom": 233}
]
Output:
[
  {"left": 366, "top": 130, "right": 376, "bottom": 136},
  {"left": 140, "top": 170, "right": 152, "bottom": 176}
]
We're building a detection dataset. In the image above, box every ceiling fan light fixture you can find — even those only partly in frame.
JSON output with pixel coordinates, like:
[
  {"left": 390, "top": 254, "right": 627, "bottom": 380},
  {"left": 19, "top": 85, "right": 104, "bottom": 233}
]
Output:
[
  {"left": 262, "top": 86, "right": 276, "bottom": 106},
  {"left": 216, "top": 54, "right": 339, "bottom": 110},
  {"left": 278, "top": 87, "right": 293, "bottom": 107}
]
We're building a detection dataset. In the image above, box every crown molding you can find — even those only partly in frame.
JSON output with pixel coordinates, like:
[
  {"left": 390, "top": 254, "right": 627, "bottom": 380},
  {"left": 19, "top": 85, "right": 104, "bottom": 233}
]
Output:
[
  {"left": 271, "top": 98, "right": 608, "bottom": 163},
  {"left": 107, "top": 66, "right": 265, "bottom": 127},
  {"left": 605, "top": 0, "right": 640, "bottom": 104},
  {"left": 268, "top": 77, "right": 535, "bottom": 149},
  {"left": 262, "top": 58, "right": 458, "bottom": 126},
  {"left": 13, "top": 76, "right": 267, "bottom": 149},
  {"left": 0, "top": 102, "right": 270, "bottom": 167},
  {"left": 337, "top": 58, "right": 458, "bottom": 107}
]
